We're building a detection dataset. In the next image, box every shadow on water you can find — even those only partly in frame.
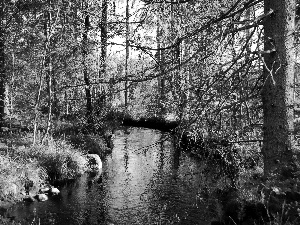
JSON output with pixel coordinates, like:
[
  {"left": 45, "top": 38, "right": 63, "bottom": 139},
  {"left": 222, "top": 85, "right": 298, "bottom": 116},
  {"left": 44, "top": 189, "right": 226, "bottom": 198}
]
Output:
[{"left": 6, "top": 127, "right": 212, "bottom": 225}]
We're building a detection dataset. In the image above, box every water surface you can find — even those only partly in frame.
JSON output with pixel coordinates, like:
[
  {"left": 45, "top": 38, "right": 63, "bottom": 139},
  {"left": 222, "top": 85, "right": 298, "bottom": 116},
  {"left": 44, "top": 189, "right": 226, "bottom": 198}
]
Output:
[{"left": 7, "top": 128, "right": 211, "bottom": 224}]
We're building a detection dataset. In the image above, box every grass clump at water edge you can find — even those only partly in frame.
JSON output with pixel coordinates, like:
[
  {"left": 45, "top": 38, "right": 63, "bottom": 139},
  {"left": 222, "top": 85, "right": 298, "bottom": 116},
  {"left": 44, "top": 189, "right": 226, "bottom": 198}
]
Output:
[
  {"left": 0, "top": 135, "right": 89, "bottom": 206},
  {"left": 22, "top": 140, "right": 88, "bottom": 183}
]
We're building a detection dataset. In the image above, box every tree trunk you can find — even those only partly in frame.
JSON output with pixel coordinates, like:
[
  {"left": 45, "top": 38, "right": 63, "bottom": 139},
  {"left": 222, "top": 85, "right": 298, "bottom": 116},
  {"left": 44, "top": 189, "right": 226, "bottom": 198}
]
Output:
[
  {"left": 42, "top": 9, "right": 53, "bottom": 144},
  {"left": 83, "top": 10, "right": 93, "bottom": 128},
  {"left": 100, "top": 0, "right": 108, "bottom": 78},
  {"left": 0, "top": 1, "right": 6, "bottom": 124},
  {"left": 262, "top": 0, "right": 296, "bottom": 178},
  {"left": 156, "top": 12, "right": 166, "bottom": 117},
  {"left": 100, "top": 0, "right": 108, "bottom": 105},
  {"left": 33, "top": 58, "right": 44, "bottom": 145},
  {"left": 124, "top": 0, "right": 130, "bottom": 109}
]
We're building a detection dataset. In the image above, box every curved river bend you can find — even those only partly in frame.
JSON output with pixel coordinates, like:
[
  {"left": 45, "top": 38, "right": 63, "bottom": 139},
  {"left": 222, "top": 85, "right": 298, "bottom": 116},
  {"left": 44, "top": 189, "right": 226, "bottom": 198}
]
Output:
[{"left": 7, "top": 128, "right": 211, "bottom": 225}]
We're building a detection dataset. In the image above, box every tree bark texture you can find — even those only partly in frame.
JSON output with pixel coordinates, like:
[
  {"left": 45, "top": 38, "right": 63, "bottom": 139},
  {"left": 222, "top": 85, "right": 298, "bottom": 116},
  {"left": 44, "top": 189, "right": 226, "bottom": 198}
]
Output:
[
  {"left": 100, "top": 0, "right": 108, "bottom": 78},
  {"left": 156, "top": 13, "right": 166, "bottom": 117},
  {"left": 83, "top": 11, "right": 93, "bottom": 127},
  {"left": 124, "top": 0, "right": 130, "bottom": 108},
  {"left": 0, "top": 1, "right": 6, "bottom": 123},
  {"left": 42, "top": 10, "right": 53, "bottom": 143},
  {"left": 262, "top": 0, "right": 296, "bottom": 177}
]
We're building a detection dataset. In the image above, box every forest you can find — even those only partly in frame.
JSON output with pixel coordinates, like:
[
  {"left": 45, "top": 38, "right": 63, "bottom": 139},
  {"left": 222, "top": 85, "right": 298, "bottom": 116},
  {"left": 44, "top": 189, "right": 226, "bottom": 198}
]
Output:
[{"left": 1, "top": 0, "right": 300, "bottom": 224}]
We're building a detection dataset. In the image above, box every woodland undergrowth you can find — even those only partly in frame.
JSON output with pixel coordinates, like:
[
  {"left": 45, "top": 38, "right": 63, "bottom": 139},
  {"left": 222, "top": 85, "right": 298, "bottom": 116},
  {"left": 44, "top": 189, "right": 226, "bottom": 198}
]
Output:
[{"left": 199, "top": 142, "right": 300, "bottom": 225}]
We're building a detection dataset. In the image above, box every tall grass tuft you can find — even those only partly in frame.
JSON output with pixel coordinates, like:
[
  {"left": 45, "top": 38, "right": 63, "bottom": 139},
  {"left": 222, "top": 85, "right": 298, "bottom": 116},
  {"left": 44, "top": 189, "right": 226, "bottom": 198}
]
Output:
[
  {"left": 0, "top": 136, "right": 88, "bottom": 204},
  {"left": 16, "top": 140, "right": 87, "bottom": 182},
  {"left": 0, "top": 153, "right": 46, "bottom": 203}
]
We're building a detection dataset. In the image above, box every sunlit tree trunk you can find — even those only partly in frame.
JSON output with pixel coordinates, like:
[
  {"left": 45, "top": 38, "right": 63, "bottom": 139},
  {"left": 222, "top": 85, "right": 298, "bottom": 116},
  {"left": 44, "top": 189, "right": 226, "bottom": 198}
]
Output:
[
  {"left": 169, "top": 1, "right": 183, "bottom": 118},
  {"left": 262, "top": 0, "right": 297, "bottom": 178},
  {"left": 156, "top": 11, "right": 166, "bottom": 117},
  {"left": 124, "top": 0, "right": 130, "bottom": 109},
  {"left": 33, "top": 58, "right": 44, "bottom": 145},
  {"left": 42, "top": 9, "right": 53, "bottom": 144},
  {"left": 8, "top": 52, "right": 15, "bottom": 119},
  {"left": 82, "top": 1, "right": 93, "bottom": 128}
]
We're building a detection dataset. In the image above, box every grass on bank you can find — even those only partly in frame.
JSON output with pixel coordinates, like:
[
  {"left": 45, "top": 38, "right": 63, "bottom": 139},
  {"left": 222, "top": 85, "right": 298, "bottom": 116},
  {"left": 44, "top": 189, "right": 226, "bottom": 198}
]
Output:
[{"left": 0, "top": 131, "right": 108, "bottom": 205}]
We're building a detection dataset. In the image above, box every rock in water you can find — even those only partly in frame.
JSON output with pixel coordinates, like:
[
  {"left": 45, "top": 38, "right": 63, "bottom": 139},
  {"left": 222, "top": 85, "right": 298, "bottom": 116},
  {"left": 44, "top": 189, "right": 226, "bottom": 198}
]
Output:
[
  {"left": 39, "top": 187, "right": 50, "bottom": 193},
  {"left": 86, "top": 154, "right": 102, "bottom": 172},
  {"left": 36, "top": 194, "right": 48, "bottom": 202},
  {"left": 49, "top": 187, "right": 60, "bottom": 195}
]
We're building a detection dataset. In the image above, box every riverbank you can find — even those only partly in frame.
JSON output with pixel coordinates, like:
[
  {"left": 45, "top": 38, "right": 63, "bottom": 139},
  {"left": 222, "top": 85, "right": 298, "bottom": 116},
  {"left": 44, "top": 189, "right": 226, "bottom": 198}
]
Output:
[
  {"left": 1, "top": 127, "right": 212, "bottom": 225},
  {"left": 0, "top": 131, "right": 111, "bottom": 222},
  {"left": 3, "top": 125, "right": 300, "bottom": 225},
  {"left": 178, "top": 131, "right": 300, "bottom": 224}
]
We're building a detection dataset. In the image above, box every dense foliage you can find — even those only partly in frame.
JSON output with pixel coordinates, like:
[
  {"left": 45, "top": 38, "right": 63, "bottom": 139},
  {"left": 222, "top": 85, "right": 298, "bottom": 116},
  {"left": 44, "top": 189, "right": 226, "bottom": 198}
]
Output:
[
  {"left": 1, "top": 0, "right": 300, "bottom": 224},
  {"left": 1, "top": 0, "right": 265, "bottom": 140}
]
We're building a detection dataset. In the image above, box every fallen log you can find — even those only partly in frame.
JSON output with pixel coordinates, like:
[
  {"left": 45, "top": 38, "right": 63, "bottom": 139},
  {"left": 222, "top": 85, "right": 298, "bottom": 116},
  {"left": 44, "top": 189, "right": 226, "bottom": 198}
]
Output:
[{"left": 122, "top": 116, "right": 179, "bottom": 132}]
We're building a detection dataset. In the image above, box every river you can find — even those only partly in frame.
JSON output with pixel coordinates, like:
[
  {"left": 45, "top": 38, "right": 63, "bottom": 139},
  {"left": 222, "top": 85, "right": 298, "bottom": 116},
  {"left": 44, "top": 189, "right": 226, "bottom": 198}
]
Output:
[{"left": 5, "top": 128, "right": 212, "bottom": 225}]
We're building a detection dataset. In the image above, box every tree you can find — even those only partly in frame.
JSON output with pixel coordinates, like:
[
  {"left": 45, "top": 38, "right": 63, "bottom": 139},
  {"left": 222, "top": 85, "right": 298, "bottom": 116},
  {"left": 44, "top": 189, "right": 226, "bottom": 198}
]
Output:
[
  {"left": 261, "top": 0, "right": 297, "bottom": 177},
  {"left": 0, "top": 0, "right": 5, "bottom": 124},
  {"left": 82, "top": 1, "right": 93, "bottom": 128},
  {"left": 100, "top": 0, "right": 108, "bottom": 78},
  {"left": 42, "top": 4, "right": 54, "bottom": 142},
  {"left": 156, "top": 6, "right": 166, "bottom": 117},
  {"left": 124, "top": 0, "right": 130, "bottom": 109}
]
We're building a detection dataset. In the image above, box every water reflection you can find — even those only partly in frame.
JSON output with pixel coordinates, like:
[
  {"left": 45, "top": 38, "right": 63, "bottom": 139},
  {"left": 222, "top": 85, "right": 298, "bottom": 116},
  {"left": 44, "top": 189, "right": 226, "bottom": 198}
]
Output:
[{"left": 7, "top": 127, "right": 210, "bottom": 225}]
